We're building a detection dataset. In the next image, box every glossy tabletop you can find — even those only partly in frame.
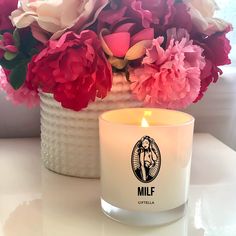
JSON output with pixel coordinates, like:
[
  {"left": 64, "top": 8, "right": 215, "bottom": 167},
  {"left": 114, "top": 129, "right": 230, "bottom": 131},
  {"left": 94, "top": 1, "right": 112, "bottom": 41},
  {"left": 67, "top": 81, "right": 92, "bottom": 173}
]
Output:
[{"left": 0, "top": 134, "right": 236, "bottom": 236}]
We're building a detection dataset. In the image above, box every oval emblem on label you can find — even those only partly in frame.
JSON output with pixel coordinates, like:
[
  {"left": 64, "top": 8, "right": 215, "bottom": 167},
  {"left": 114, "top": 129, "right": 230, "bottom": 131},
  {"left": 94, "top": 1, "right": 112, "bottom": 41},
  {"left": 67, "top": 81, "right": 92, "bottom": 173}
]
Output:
[{"left": 131, "top": 135, "right": 161, "bottom": 183}]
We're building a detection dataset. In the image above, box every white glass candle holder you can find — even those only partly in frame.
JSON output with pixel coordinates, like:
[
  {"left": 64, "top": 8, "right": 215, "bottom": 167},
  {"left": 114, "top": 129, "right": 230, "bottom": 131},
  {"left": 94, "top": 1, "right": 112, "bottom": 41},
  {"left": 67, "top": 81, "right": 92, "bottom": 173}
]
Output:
[{"left": 99, "top": 108, "right": 194, "bottom": 226}]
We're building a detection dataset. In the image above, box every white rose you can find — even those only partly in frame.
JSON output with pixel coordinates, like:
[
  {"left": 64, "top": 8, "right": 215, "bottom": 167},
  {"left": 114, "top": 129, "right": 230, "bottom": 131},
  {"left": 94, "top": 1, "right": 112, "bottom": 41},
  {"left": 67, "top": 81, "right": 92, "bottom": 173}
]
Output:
[
  {"left": 10, "top": 0, "right": 109, "bottom": 42},
  {"left": 183, "top": 0, "right": 232, "bottom": 35}
]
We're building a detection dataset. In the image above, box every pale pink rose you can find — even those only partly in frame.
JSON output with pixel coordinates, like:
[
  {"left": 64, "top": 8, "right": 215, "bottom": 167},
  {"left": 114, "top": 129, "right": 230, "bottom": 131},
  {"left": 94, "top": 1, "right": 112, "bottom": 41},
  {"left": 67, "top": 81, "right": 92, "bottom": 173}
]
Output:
[
  {"left": 130, "top": 30, "right": 206, "bottom": 109},
  {"left": 10, "top": 0, "right": 109, "bottom": 42},
  {"left": 183, "top": 0, "right": 232, "bottom": 35},
  {"left": 0, "top": 67, "right": 39, "bottom": 107}
]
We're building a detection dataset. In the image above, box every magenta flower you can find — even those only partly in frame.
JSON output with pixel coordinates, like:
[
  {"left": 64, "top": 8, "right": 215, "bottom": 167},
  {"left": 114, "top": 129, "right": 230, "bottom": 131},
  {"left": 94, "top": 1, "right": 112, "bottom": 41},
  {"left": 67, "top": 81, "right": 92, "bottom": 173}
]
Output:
[
  {"left": 194, "top": 28, "right": 232, "bottom": 102},
  {"left": 0, "top": 32, "right": 18, "bottom": 60},
  {"left": 130, "top": 29, "right": 206, "bottom": 109},
  {"left": 171, "top": 2, "right": 193, "bottom": 32},
  {"left": 0, "top": 0, "right": 18, "bottom": 31},
  {"left": 125, "top": 0, "right": 175, "bottom": 27},
  {"left": 98, "top": 0, "right": 175, "bottom": 29}
]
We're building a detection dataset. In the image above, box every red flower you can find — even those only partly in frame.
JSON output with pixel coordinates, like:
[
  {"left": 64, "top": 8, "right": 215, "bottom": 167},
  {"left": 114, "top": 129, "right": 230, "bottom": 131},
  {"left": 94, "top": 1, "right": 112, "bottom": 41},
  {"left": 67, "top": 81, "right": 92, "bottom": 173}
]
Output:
[
  {"left": 194, "top": 29, "right": 231, "bottom": 102},
  {"left": 0, "top": 0, "right": 18, "bottom": 31},
  {"left": 27, "top": 30, "right": 112, "bottom": 111}
]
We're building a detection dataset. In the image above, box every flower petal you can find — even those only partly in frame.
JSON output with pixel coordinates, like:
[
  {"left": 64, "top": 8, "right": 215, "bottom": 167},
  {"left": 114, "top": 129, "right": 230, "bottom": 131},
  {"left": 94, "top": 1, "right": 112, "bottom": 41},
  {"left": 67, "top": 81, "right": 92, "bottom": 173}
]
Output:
[
  {"left": 183, "top": 0, "right": 232, "bottom": 35},
  {"left": 130, "top": 28, "right": 154, "bottom": 46},
  {"left": 99, "top": 29, "right": 113, "bottom": 56},
  {"left": 11, "top": 10, "right": 37, "bottom": 28},
  {"left": 125, "top": 40, "right": 152, "bottom": 61},
  {"left": 4, "top": 45, "right": 18, "bottom": 53},
  {"left": 103, "top": 32, "right": 130, "bottom": 58},
  {"left": 31, "top": 23, "right": 50, "bottom": 44},
  {"left": 114, "top": 22, "right": 136, "bottom": 33},
  {"left": 11, "top": 0, "right": 110, "bottom": 41}
]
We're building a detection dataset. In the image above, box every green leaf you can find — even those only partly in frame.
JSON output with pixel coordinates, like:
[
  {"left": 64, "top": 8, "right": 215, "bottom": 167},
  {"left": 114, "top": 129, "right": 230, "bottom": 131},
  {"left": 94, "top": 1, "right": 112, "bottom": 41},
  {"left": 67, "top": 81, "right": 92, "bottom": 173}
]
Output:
[
  {"left": 0, "top": 59, "right": 17, "bottom": 69},
  {"left": 0, "top": 53, "right": 27, "bottom": 69},
  {"left": 4, "top": 51, "right": 17, "bottom": 61},
  {"left": 19, "top": 30, "right": 38, "bottom": 57},
  {"left": 0, "top": 35, "right": 3, "bottom": 40},
  {"left": 13, "top": 30, "right": 20, "bottom": 47},
  {"left": 9, "top": 63, "right": 27, "bottom": 90},
  {"left": 29, "top": 48, "right": 39, "bottom": 57}
]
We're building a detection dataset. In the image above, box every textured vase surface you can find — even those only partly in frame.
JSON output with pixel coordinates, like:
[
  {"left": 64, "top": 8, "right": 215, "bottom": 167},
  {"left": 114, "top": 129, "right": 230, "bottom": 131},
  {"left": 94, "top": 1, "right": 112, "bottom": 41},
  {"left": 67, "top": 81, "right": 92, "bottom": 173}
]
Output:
[{"left": 40, "top": 73, "right": 142, "bottom": 178}]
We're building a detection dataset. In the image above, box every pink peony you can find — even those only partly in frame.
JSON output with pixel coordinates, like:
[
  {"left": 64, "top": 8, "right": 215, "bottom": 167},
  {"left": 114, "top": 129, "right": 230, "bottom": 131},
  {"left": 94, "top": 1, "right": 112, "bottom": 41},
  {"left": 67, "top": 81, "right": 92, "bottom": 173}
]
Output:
[
  {"left": 130, "top": 29, "right": 205, "bottom": 109},
  {"left": 0, "top": 0, "right": 18, "bottom": 31},
  {"left": 27, "top": 30, "right": 112, "bottom": 111},
  {"left": 0, "top": 67, "right": 39, "bottom": 107},
  {"left": 194, "top": 29, "right": 231, "bottom": 102}
]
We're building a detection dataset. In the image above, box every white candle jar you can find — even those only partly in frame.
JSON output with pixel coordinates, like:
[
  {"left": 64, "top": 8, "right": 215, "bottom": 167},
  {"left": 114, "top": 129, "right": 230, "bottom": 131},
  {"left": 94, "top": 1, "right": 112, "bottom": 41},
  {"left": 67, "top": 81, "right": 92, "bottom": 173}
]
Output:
[{"left": 99, "top": 108, "right": 194, "bottom": 226}]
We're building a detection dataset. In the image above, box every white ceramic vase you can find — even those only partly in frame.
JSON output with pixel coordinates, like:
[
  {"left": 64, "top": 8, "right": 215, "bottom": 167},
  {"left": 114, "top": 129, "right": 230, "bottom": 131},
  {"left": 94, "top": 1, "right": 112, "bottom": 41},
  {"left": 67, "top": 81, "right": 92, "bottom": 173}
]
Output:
[{"left": 40, "top": 73, "right": 142, "bottom": 178}]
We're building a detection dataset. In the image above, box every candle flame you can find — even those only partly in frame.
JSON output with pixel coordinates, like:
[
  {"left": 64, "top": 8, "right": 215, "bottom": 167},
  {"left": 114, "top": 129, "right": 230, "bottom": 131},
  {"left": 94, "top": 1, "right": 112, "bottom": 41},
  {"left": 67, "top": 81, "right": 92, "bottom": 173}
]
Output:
[
  {"left": 141, "top": 117, "right": 149, "bottom": 127},
  {"left": 144, "top": 111, "right": 152, "bottom": 116}
]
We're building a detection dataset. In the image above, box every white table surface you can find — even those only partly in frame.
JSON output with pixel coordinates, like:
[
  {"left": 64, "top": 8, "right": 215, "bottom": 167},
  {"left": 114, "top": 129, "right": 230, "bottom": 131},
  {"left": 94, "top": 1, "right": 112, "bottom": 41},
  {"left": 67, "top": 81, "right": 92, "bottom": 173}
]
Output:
[{"left": 0, "top": 133, "right": 236, "bottom": 236}]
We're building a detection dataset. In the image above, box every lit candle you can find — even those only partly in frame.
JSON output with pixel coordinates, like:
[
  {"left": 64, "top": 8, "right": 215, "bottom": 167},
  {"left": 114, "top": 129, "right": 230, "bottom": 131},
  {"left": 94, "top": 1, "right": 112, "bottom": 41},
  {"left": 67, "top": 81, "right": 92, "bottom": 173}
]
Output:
[{"left": 99, "top": 108, "right": 194, "bottom": 226}]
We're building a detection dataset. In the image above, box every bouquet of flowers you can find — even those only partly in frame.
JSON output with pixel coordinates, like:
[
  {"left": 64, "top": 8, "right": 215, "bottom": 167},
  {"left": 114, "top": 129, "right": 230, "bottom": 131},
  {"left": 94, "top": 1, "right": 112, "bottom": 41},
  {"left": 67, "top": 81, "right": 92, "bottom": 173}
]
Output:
[{"left": 0, "top": 0, "right": 232, "bottom": 111}]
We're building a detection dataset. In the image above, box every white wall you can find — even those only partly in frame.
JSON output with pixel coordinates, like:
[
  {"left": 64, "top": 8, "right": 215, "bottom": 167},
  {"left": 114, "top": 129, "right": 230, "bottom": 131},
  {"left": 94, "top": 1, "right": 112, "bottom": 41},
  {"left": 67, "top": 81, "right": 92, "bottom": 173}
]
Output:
[{"left": 186, "top": 66, "right": 236, "bottom": 150}]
